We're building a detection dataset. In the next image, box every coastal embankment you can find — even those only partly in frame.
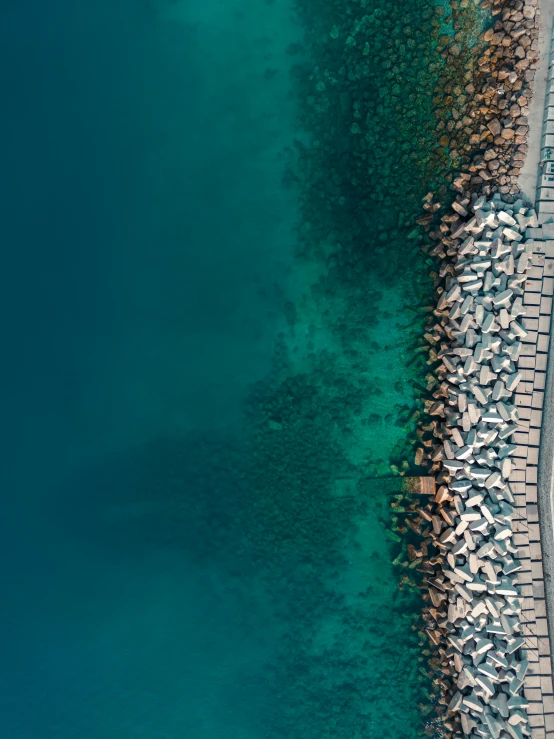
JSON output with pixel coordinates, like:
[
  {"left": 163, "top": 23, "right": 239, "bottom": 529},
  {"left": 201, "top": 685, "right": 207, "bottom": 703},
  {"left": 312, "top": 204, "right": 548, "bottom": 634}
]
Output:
[{"left": 405, "top": 1, "right": 554, "bottom": 737}]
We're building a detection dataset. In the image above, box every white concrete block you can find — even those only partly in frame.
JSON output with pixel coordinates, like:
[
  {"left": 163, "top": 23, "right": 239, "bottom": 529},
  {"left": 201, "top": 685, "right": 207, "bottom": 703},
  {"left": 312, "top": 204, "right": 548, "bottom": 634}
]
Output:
[{"left": 537, "top": 187, "right": 554, "bottom": 202}]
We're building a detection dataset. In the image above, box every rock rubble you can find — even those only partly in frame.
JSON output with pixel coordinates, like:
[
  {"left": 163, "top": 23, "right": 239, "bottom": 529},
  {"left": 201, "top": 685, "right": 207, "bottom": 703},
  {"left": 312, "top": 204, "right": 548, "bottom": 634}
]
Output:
[
  {"left": 418, "top": 193, "right": 538, "bottom": 738},
  {"left": 431, "top": 0, "right": 540, "bottom": 202}
]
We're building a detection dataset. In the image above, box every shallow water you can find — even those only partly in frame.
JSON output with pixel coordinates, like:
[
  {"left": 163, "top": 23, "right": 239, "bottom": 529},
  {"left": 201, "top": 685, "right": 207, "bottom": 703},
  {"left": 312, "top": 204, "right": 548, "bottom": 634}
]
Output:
[{"left": 0, "top": 0, "right": 487, "bottom": 738}]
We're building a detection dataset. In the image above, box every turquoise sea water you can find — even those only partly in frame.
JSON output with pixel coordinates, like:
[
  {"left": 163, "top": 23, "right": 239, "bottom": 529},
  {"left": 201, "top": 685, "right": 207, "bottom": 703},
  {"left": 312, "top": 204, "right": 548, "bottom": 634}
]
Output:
[{"left": 0, "top": 1, "right": 487, "bottom": 738}]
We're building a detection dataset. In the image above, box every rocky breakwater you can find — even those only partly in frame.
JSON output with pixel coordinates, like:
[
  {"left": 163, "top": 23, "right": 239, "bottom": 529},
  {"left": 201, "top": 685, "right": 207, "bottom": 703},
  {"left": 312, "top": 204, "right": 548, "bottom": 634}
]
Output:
[
  {"left": 419, "top": 194, "right": 541, "bottom": 738},
  {"left": 432, "top": 0, "right": 540, "bottom": 202}
]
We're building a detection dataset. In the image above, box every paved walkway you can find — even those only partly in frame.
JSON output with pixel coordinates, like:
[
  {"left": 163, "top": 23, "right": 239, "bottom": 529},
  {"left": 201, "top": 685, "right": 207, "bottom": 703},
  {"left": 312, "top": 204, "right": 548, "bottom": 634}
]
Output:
[
  {"left": 519, "top": 1, "right": 554, "bottom": 207},
  {"left": 514, "top": 228, "right": 554, "bottom": 737},
  {"left": 511, "top": 4, "right": 554, "bottom": 738}
]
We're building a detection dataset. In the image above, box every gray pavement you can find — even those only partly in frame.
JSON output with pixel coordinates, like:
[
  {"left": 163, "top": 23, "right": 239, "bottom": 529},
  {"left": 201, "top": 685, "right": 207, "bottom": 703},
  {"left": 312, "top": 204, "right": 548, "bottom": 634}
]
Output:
[{"left": 519, "top": 1, "right": 554, "bottom": 207}]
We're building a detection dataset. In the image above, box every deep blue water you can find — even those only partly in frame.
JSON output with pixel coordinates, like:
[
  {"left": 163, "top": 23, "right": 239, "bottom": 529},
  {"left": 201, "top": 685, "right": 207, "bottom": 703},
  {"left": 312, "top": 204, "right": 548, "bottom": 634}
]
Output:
[
  {"left": 0, "top": 2, "right": 299, "bottom": 736},
  {"left": 0, "top": 0, "right": 461, "bottom": 737}
]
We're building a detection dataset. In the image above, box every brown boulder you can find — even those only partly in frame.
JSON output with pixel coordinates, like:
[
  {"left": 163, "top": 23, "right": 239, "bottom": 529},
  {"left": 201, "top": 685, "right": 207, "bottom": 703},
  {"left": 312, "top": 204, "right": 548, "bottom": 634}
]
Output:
[
  {"left": 487, "top": 118, "right": 502, "bottom": 136},
  {"left": 523, "top": 6, "right": 536, "bottom": 19}
]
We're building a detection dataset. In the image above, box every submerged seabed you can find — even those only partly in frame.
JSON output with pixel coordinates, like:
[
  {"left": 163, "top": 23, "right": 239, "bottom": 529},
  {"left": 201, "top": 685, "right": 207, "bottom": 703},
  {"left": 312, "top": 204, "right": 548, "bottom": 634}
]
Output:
[
  {"left": 133, "top": 1, "right": 494, "bottom": 736},
  {"left": 0, "top": 0, "right": 491, "bottom": 738}
]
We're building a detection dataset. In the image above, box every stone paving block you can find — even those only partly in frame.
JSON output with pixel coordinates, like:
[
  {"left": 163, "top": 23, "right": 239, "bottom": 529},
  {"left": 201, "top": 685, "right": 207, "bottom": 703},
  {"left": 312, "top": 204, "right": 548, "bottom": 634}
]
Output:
[
  {"left": 529, "top": 688, "right": 545, "bottom": 701},
  {"left": 525, "top": 331, "right": 540, "bottom": 344},
  {"left": 531, "top": 716, "right": 545, "bottom": 730},
  {"left": 534, "top": 252, "right": 547, "bottom": 266},
  {"left": 520, "top": 356, "right": 538, "bottom": 369},
  {"left": 528, "top": 466, "right": 539, "bottom": 483},
  {"left": 529, "top": 505, "right": 541, "bottom": 524},
  {"left": 521, "top": 570, "right": 534, "bottom": 584},
  {"left": 539, "top": 314, "right": 552, "bottom": 333},
  {"left": 515, "top": 444, "right": 529, "bottom": 457},
  {"left": 527, "top": 485, "right": 539, "bottom": 503},
  {"left": 537, "top": 353, "right": 549, "bottom": 371},
  {"left": 528, "top": 279, "right": 545, "bottom": 293},
  {"left": 511, "top": 469, "right": 527, "bottom": 482},
  {"left": 515, "top": 517, "right": 530, "bottom": 532},
  {"left": 528, "top": 447, "right": 540, "bottom": 465},
  {"left": 524, "top": 620, "right": 537, "bottom": 636},
  {"left": 531, "top": 411, "right": 543, "bottom": 428},
  {"left": 536, "top": 581, "right": 547, "bottom": 598},
  {"left": 531, "top": 266, "right": 546, "bottom": 279},
  {"left": 528, "top": 305, "right": 542, "bottom": 318},
  {"left": 539, "top": 637, "right": 552, "bottom": 657},
  {"left": 516, "top": 432, "right": 531, "bottom": 444},
  {"left": 540, "top": 189, "right": 554, "bottom": 204},
  {"left": 528, "top": 633, "right": 541, "bottom": 648},
  {"left": 518, "top": 392, "right": 534, "bottom": 406},
  {"left": 530, "top": 524, "right": 542, "bottom": 542},
  {"left": 528, "top": 675, "right": 543, "bottom": 688},
  {"left": 530, "top": 428, "right": 542, "bottom": 445},
  {"left": 531, "top": 542, "right": 544, "bottom": 560},
  {"left": 541, "top": 656, "right": 552, "bottom": 675},
  {"left": 533, "top": 391, "right": 546, "bottom": 409},
  {"left": 527, "top": 292, "right": 543, "bottom": 305},
  {"left": 528, "top": 560, "right": 544, "bottom": 580},
  {"left": 536, "top": 599, "right": 548, "bottom": 618},
  {"left": 515, "top": 455, "right": 528, "bottom": 468},
  {"left": 541, "top": 296, "right": 553, "bottom": 314},
  {"left": 515, "top": 493, "right": 527, "bottom": 508},
  {"left": 539, "top": 334, "right": 551, "bottom": 353},
  {"left": 522, "top": 344, "right": 538, "bottom": 357},
  {"left": 524, "top": 369, "right": 537, "bottom": 381},
  {"left": 515, "top": 532, "right": 530, "bottom": 546},
  {"left": 544, "top": 277, "right": 554, "bottom": 295},
  {"left": 548, "top": 716, "right": 554, "bottom": 733},
  {"left": 529, "top": 701, "right": 545, "bottom": 715},
  {"left": 537, "top": 199, "right": 554, "bottom": 214},
  {"left": 543, "top": 676, "right": 554, "bottom": 695},
  {"left": 536, "top": 373, "right": 547, "bottom": 391},
  {"left": 526, "top": 317, "right": 541, "bottom": 330}
]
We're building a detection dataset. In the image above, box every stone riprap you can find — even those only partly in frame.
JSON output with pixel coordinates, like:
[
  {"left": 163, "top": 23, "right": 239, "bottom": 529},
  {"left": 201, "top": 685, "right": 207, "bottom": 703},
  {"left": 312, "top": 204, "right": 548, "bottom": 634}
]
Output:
[
  {"left": 445, "top": 0, "right": 541, "bottom": 203},
  {"left": 419, "top": 194, "right": 554, "bottom": 738}
]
